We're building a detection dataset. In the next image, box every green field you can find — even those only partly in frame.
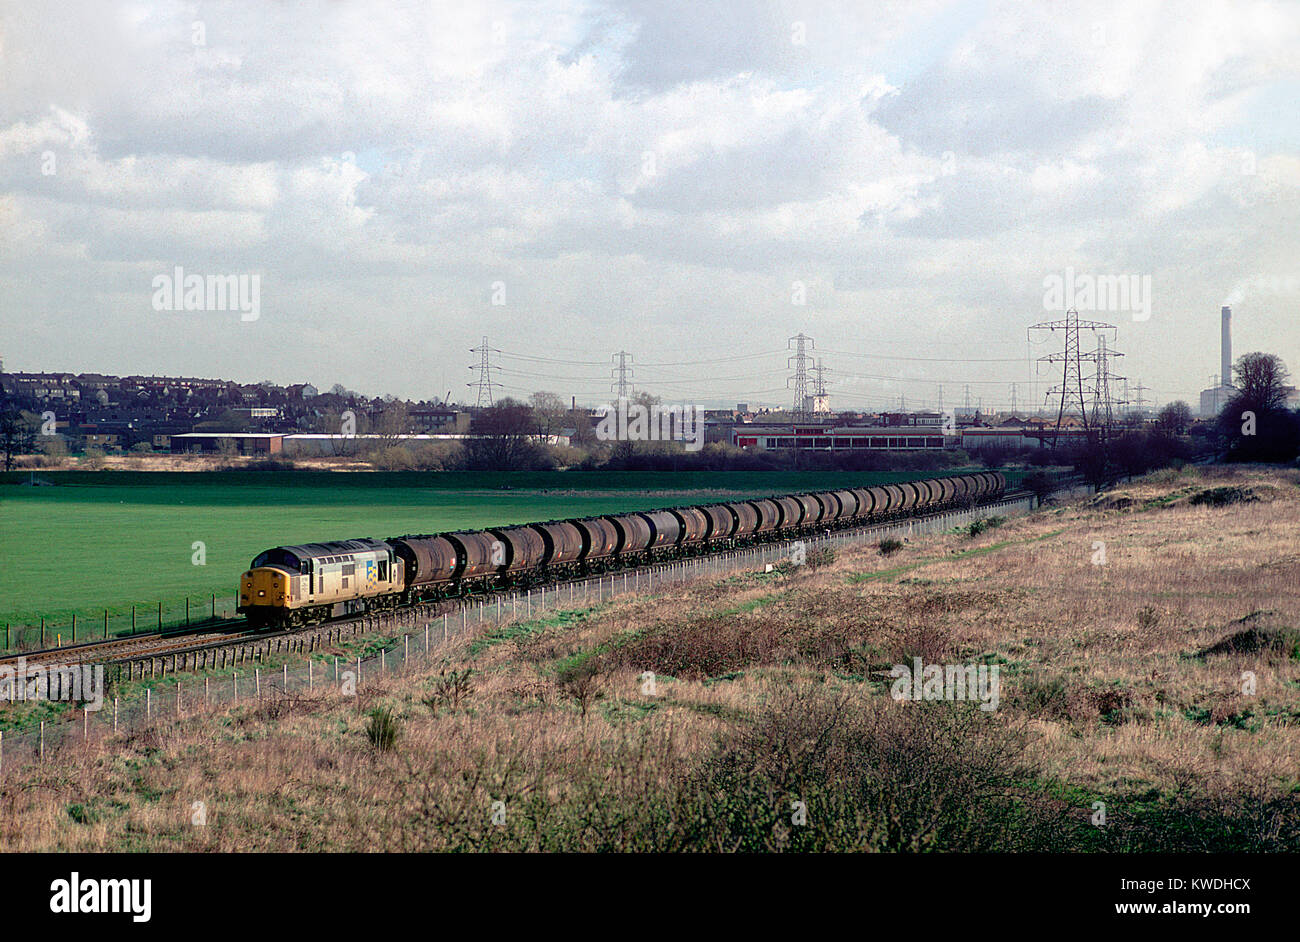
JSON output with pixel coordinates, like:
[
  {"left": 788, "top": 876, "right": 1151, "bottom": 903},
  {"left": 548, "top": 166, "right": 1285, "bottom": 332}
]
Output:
[{"left": 0, "top": 468, "right": 1002, "bottom": 634}]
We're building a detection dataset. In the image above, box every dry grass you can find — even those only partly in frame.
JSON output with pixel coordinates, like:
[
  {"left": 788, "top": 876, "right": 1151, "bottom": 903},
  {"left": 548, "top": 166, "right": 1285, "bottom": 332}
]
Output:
[{"left": 4, "top": 463, "right": 1299, "bottom": 851}]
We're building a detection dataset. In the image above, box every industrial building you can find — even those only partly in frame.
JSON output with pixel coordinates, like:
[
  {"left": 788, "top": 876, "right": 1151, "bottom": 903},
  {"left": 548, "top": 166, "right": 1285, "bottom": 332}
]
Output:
[
  {"left": 1199, "top": 306, "right": 1236, "bottom": 416},
  {"left": 732, "top": 424, "right": 949, "bottom": 451},
  {"left": 169, "top": 432, "right": 285, "bottom": 455},
  {"left": 729, "top": 421, "right": 1093, "bottom": 453}
]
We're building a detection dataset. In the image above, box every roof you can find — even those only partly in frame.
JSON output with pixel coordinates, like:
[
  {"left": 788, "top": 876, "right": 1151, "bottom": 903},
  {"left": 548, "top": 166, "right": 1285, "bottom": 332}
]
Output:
[{"left": 172, "top": 432, "right": 285, "bottom": 439}]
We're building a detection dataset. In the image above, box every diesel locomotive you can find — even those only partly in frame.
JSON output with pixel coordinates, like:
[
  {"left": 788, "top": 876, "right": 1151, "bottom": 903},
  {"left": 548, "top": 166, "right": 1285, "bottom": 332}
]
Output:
[{"left": 238, "top": 471, "right": 1006, "bottom": 628}]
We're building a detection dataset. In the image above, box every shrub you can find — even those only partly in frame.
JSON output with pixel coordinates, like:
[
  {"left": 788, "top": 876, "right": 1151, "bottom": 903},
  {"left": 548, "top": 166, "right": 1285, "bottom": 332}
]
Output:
[
  {"left": 365, "top": 707, "right": 400, "bottom": 752},
  {"left": 424, "top": 667, "right": 475, "bottom": 711},
  {"left": 1022, "top": 471, "right": 1056, "bottom": 502},
  {"left": 678, "top": 690, "right": 1048, "bottom": 852},
  {"left": 1019, "top": 673, "right": 1070, "bottom": 719},
  {"left": 371, "top": 445, "right": 416, "bottom": 471},
  {"left": 223, "top": 458, "right": 297, "bottom": 471},
  {"left": 556, "top": 659, "right": 602, "bottom": 718},
  {"left": 806, "top": 547, "right": 835, "bottom": 569},
  {"left": 1188, "top": 486, "right": 1258, "bottom": 507},
  {"left": 878, "top": 537, "right": 903, "bottom": 557},
  {"left": 885, "top": 620, "right": 952, "bottom": 666}
]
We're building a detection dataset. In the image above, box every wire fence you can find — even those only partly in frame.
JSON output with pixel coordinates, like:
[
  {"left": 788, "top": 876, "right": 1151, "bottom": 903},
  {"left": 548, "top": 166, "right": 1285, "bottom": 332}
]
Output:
[
  {"left": 3, "top": 594, "right": 241, "bottom": 654},
  {"left": 0, "top": 494, "right": 1035, "bottom": 772}
]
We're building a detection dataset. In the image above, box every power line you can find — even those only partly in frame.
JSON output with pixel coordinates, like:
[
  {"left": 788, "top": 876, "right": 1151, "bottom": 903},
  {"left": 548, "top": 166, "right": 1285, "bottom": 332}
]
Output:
[
  {"left": 1029, "top": 308, "right": 1116, "bottom": 448},
  {"left": 468, "top": 336, "right": 502, "bottom": 407},
  {"left": 638, "top": 351, "right": 781, "bottom": 367},
  {"left": 819, "top": 348, "right": 1028, "bottom": 363},
  {"left": 1089, "top": 334, "right": 1126, "bottom": 438},
  {"left": 497, "top": 351, "right": 607, "bottom": 366},
  {"left": 787, "top": 333, "right": 814, "bottom": 419},
  {"left": 611, "top": 351, "right": 634, "bottom": 400},
  {"left": 811, "top": 359, "right": 832, "bottom": 413}
]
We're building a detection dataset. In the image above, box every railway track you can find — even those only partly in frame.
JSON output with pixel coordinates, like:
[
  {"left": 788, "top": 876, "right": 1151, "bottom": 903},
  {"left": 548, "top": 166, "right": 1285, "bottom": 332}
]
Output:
[
  {"left": 0, "top": 619, "right": 254, "bottom": 668},
  {"left": 5, "top": 488, "right": 1037, "bottom": 684}
]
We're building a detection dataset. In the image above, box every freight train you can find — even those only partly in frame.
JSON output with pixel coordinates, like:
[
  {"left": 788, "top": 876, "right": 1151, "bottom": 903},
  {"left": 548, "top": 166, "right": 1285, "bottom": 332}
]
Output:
[{"left": 238, "top": 472, "right": 1006, "bottom": 628}]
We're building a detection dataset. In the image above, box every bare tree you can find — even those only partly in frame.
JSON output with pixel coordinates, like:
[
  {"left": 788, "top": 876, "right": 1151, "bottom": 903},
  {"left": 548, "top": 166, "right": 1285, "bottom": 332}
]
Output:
[
  {"left": 1153, "top": 401, "right": 1192, "bottom": 436},
  {"left": 463, "top": 398, "right": 554, "bottom": 470},
  {"left": 372, "top": 400, "right": 410, "bottom": 447},
  {"left": 0, "top": 395, "right": 28, "bottom": 470},
  {"left": 528, "top": 391, "right": 568, "bottom": 439},
  {"left": 1232, "top": 352, "right": 1291, "bottom": 411},
  {"left": 631, "top": 390, "right": 661, "bottom": 412},
  {"left": 1217, "top": 352, "right": 1300, "bottom": 461}
]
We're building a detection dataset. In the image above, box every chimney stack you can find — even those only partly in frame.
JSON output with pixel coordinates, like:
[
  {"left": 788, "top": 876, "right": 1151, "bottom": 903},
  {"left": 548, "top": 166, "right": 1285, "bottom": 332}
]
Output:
[{"left": 1221, "top": 306, "right": 1232, "bottom": 387}]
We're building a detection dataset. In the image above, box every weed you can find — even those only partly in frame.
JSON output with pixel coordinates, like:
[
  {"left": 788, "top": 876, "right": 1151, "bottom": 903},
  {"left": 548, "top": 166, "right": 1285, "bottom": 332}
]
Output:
[
  {"left": 424, "top": 666, "right": 475, "bottom": 712},
  {"left": 878, "top": 537, "right": 904, "bottom": 556},
  {"left": 365, "top": 707, "right": 400, "bottom": 752}
]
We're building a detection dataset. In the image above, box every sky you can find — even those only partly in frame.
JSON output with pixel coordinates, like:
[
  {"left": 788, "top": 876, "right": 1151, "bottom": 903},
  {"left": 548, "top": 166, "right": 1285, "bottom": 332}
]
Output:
[{"left": 1, "top": 0, "right": 1297, "bottom": 413}]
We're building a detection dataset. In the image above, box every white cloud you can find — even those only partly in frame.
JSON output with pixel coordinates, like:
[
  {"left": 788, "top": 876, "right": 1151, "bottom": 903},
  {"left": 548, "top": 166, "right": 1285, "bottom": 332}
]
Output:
[{"left": 0, "top": 0, "right": 1296, "bottom": 408}]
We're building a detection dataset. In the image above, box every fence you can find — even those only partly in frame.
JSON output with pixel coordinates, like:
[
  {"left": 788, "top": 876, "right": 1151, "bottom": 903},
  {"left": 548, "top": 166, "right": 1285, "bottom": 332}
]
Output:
[
  {"left": 3, "top": 594, "right": 241, "bottom": 654},
  {"left": 0, "top": 494, "right": 1033, "bottom": 771}
]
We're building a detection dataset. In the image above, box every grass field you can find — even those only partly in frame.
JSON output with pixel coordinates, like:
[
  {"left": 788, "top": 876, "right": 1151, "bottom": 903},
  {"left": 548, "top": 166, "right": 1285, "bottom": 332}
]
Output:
[
  {"left": 0, "top": 468, "right": 988, "bottom": 630},
  {"left": 4, "top": 464, "right": 1296, "bottom": 851}
]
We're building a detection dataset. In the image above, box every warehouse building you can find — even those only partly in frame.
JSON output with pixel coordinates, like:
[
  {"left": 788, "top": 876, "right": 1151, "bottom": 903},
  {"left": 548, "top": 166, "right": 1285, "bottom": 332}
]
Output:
[
  {"left": 732, "top": 424, "right": 950, "bottom": 451},
  {"left": 170, "top": 432, "right": 285, "bottom": 455}
]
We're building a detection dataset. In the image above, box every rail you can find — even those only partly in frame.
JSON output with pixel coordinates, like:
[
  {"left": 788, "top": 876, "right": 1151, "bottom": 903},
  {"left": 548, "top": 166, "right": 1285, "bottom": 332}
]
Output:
[{"left": 0, "top": 493, "right": 1034, "bottom": 769}]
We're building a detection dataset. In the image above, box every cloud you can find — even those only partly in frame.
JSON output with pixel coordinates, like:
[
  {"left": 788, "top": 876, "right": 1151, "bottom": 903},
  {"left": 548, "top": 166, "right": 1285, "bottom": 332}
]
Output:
[{"left": 0, "top": 0, "right": 1296, "bottom": 408}]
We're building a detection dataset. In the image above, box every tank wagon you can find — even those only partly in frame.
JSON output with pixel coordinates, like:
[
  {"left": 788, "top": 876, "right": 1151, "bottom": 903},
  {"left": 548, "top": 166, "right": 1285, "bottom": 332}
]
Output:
[{"left": 238, "top": 472, "right": 1006, "bottom": 627}]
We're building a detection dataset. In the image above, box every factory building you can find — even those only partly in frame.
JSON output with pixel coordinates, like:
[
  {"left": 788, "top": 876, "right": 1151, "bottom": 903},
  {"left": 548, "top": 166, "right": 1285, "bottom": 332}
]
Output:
[
  {"left": 732, "top": 424, "right": 950, "bottom": 451},
  {"left": 1199, "top": 306, "right": 1237, "bottom": 416},
  {"left": 731, "top": 421, "right": 1086, "bottom": 453}
]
